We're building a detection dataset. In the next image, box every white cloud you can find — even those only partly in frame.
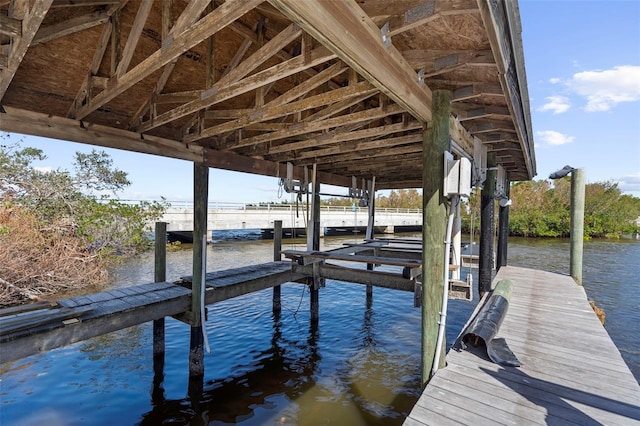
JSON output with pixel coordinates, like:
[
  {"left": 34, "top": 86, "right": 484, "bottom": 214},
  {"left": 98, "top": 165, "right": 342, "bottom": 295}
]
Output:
[
  {"left": 536, "top": 130, "right": 575, "bottom": 146},
  {"left": 617, "top": 173, "right": 640, "bottom": 195},
  {"left": 567, "top": 65, "right": 640, "bottom": 112},
  {"left": 549, "top": 77, "right": 561, "bottom": 84},
  {"left": 537, "top": 95, "right": 571, "bottom": 114}
]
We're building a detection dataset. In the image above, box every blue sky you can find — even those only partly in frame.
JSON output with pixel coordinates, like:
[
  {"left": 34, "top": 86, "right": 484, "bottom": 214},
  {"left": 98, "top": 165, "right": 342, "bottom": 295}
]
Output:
[{"left": 4, "top": 0, "right": 640, "bottom": 202}]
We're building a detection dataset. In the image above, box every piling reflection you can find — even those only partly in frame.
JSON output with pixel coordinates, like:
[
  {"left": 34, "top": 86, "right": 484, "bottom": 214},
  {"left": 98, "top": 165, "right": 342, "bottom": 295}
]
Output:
[{"left": 140, "top": 313, "right": 321, "bottom": 425}]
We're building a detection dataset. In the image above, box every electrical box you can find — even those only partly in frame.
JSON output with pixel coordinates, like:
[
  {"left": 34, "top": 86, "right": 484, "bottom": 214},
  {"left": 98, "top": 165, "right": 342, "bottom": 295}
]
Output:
[{"left": 444, "top": 152, "right": 472, "bottom": 197}]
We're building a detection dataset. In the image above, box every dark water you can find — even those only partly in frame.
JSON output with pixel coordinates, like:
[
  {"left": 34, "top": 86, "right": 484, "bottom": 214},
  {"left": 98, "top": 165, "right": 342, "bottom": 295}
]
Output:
[{"left": 1, "top": 236, "right": 637, "bottom": 425}]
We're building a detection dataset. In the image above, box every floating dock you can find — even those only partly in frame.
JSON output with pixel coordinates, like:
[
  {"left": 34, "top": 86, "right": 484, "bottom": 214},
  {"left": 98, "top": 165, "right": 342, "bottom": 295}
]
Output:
[{"left": 404, "top": 265, "right": 640, "bottom": 425}]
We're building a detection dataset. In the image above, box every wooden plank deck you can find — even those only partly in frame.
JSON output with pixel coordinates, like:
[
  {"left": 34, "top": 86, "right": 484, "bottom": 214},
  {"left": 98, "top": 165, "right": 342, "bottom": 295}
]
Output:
[
  {"left": 0, "top": 261, "right": 302, "bottom": 364},
  {"left": 404, "top": 265, "right": 640, "bottom": 425}
]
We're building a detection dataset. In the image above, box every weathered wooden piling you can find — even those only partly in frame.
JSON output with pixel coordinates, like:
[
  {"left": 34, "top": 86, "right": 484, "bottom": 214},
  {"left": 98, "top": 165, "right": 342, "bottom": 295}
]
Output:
[
  {"left": 309, "top": 177, "right": 321, "bottom": 321},
  {"left": 273, "top": 220, "right": 283, "bottom": 313},
  {"left": 365, "top": 177, "right": 376, "bottom": 300},
  {"left": 153, "top": 221, "right": 167, "bottom": 362},
  {"left": 190, "top": 162, "right": 209, "bottom": 377},
  {"left": 421, "top": 89, "right": 451, "bottom": 384},
  {"left": 479, "top": 152, "right": 496, "bottom": 296},
  {"left": 497, "top": 179, "right": 510, "bottom": 270},
  {"left": 570, "top": 168, "right": 585, "bottom": 284}
]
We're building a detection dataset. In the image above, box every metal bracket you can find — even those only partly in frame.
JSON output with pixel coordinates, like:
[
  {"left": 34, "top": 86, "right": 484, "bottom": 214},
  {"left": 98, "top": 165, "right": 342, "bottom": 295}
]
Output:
[{"left": 381, "top": 22, "right": 391, "bottom": 47}]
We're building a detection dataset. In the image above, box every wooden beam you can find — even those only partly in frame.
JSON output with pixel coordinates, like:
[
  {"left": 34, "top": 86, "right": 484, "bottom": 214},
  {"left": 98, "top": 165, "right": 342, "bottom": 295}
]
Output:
[
  {"left": 9, "top": 0, "right": 29, "bottom": 20},
  {"left": 383, "top": 0, "right": 479, "bottom": 36},
  {"left": 227, "top": 103, "right": 406, "bottom": 151},
  {"left": 0, "top": 11, "right": 22, "bottom": 37},
  {"left": 32, "top": 9, "right": 110, "bottom": 45},
  {"left": 68, "top": 19, "right": 113, "bottom": 116},
  {"left": 50, "top": 0, "right": 119, "bottom": 6},
  {"left": 140, "top": 46, "right": 336, "bottom": 132},
  {"left": 140, "top": 23, "right": 303, "bottom": 132},
  {"left": 452, "top": 83, "right": 503, "bottom": 102},
  {"left": 128, "top": 0, "right": 211, "bottom": 129},
  {"left": 0, "top": 107, "right": 204, "bottom": 162},
  {"left": 188, "top": 81, "right": 377, "bottom": 143},
  {"left": 115, "top": 0, "right": 152, "bottom": 77},
  {"left": 268, "top": 0, "right": 432, "bottom": 122},
  {"left": 203, "top": 148, "right": 351, "bottom": 188},
  {"left": 72, "top": 0, "right": 264, "bottom": 120},
  {"left": 0, "top": 0, "right": 54, "bottom": 100}
]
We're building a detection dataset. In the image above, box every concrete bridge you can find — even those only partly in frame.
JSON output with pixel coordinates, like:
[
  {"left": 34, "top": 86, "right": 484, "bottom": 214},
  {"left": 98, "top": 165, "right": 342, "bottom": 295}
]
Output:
[{"left": 159, "top": 201, "right": 423, "bottom": 239}]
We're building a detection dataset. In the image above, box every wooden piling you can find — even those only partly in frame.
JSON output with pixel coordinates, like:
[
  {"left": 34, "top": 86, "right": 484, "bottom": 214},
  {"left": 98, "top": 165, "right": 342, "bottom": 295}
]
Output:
[
  {"left": 273, "top": 220, "right": 283, "bottom": 313},
  {"left": 570, "top": 168, "right": 585, "bottom": 285},
  {"left": 309, "top": 166, "right": 320, "bottom": 321},
  {"left": 190, "top": 162, "right": 209, "bottom": 377},
  {"left": 497, "top": 179, "right": 510, "bottom": 270},
  {"left": 479, "top": 152, "right": 496, "bottom": 296},
  {"left": 153, "top": 222, "right": 167, "bottom": 361},
  {"left": 365, "top": 178, "right": 376, "bottom": 300},
  {"left": 421, "top": 89, "right": 451, "bottom": 384}
]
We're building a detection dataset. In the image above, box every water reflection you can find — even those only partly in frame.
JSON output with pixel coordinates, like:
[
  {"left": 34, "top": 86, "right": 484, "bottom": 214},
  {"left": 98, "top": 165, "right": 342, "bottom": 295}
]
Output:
[{"left": 140, "top": 313, "right": 322, "bottom": 425}]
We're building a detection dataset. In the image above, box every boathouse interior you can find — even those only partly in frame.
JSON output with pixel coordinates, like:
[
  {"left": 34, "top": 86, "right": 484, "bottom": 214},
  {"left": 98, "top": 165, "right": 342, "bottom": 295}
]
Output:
[
  {"left": 0, "top": 0, "right": 535, "bottom": 186},
  {"left": 1, "top": 0, "right": 536, "bottom": 387}
]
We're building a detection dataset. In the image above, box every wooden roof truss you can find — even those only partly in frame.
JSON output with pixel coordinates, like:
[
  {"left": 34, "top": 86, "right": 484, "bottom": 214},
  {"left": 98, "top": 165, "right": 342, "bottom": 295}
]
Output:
[{"left": 0, "top": 0, "right": 536, "bottom": 189}]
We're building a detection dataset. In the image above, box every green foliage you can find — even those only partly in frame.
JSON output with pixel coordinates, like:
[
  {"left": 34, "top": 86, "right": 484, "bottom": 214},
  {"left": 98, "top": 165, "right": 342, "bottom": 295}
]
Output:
[
  {"left": 0, "top": 139, "right": 168, "bottom": 258},
  {"left": 460, "top": 178, "right": 640, "bottom": 238}
]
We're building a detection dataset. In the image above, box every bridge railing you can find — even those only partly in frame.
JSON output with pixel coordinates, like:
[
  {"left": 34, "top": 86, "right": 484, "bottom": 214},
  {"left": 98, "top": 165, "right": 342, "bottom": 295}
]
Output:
[{"left": 114, "top": 200, "right": 423, "bottom": 214}]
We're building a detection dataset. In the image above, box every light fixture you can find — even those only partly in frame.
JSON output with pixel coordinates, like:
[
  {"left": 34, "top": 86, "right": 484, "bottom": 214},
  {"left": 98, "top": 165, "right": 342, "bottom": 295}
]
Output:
[{"left": 549, "top": 165, "right": 574, "bottom": 179}]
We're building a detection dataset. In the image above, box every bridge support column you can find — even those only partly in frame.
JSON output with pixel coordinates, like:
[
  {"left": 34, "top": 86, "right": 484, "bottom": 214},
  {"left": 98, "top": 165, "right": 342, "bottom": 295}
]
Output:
[
  {"left": 421, "top": 89, "right": 451, "bottom": 384},
  {"left": 273, "top": 220, "right": 283, "bottom": 314},
  {"left": 479, "top": 152, "right": 496, "bottom": 297},
  {"left": 190, "top": 162, "right": 208, "bottom": 378}
]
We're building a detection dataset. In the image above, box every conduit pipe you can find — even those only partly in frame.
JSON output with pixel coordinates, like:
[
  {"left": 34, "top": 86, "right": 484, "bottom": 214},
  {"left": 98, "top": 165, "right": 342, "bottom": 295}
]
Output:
[
  {"left": 431, "top": 195, "right": 458, "bottom": 378},
  {"left": 201, "top": 233, "right": 211, "bottom": 354}
]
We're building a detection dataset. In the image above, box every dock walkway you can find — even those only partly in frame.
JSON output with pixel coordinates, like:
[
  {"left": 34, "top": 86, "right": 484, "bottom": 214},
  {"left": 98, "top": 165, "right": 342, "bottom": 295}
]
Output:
[
  {"left": 0, "top": 261, "right": 302, "bottom": 364},
  {"left": 405, "top": 265, "right": 640, "bottom": 425}
]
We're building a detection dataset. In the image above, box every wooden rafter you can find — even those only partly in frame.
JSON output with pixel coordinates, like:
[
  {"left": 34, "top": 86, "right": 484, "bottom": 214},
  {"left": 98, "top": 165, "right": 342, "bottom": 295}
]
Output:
[
  {"left": 268, "top": 0, "right": 432, "bottom": 122},
  {"left": 186, "top": 81, "right": 377, "bottom": 143},
  {"left": 128, "top": 0, "right": 212, "bottom": 129},
  {"left": 32, "top": 9, "right": 110, "bottom": 45},
  {"left": 376, "top": 0, "right": 480, "bottom": 36},
  {"left": 139, "top": 46, "right": 336, "bottom": 132},
  {"left": 403, "top": 49, "right": 495, "bottom": 74},
  {"left": 287, "top": 133, "right": 424, "bottom": 164},
  {"left": 267, "top": 120, "right": 422, "bottom": 157},
  {"left": 114, "top": 0, "right": 152, "bottom": 77},
  {"left": 0, "top": 0, "right": 53, "bottom": 100},
  {"left": 226, "top": 103, "right": 406, "bottom": 151},
  {"left": 140, "top": 22, "right": 302, "bottom": 132},
  {"left": 71, "top": 0, "right": 265, "bottom": 120}
]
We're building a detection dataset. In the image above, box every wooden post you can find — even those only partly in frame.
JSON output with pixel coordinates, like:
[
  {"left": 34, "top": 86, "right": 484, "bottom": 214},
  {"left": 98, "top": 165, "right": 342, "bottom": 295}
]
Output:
[
  {"left": 479, "top": 152, "right": 496, "bottom": 297},
  {"left": 570, "top": 168, "right": 585, "bottom": 285},
  {"left": 273, "top": 220, "right": 283, "bottom": 313},
  {"left": 190, "top": 162, "right": 209, "bottom": 377},
  {"left": 153, "top": 221, "right": 167, "bottom": 403},
  {"left": 497, "top": 179, "right": 510, "bottom": 270},
  {"left": 308, "top": 165, "right": 320, "bottom": 321},
  {"left": 365, "top": 177, "right": 376, "bottom": 300},
  {"left": 421, "top": 89, "right": 451, "bottom": 384},
  {"left": 153, "top": 222, "right": 167, "bottom": 359}
]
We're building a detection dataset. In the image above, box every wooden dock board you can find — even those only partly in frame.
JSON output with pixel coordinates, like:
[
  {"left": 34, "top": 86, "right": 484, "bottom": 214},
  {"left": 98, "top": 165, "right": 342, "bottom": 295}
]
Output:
[
  {"left": 404, "top": 266, "right": 640, "bottom": 425},
  {"left": 0, "top": 261, "right": 303, "bottom": 364}
]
